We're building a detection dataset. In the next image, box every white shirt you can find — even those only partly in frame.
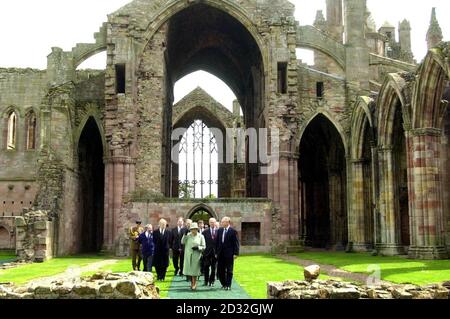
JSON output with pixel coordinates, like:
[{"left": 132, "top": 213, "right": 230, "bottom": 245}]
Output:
[
  {"left": 145, "top": 231, "right": 151, "bottom": 238},
  {"left": 161, "top": 228, "right": 165, "bottom": 236}
]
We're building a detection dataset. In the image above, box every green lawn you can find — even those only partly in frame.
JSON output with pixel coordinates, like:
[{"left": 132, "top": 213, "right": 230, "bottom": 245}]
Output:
[
  {"left": 0, "top": 255, "right": 106, "bottom": 285},
  {"left": 87, "top": 258, "right": 175, "bottom": 299},
  {"left": 233, "top": 254, "right": 338, "bottom": 299},
  {"left": 292, "top": 252, "right": 450, "bottom": 286}
]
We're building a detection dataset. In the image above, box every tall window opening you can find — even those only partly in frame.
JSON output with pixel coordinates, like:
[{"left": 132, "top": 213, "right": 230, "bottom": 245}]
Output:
[
  {"left": 26, "top": 111, "right": 37, "bottom": 150},
  {"left": 7, "top": 112, "right": 17, "bottom": 150},
  {"left": 178, "top": 120, "right": 219, "bottom": 199}
]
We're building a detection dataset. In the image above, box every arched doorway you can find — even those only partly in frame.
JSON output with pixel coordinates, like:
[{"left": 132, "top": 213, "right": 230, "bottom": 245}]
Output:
[
  {"left": 0, "top": 226, "right": 11, "bottom": 250},
  {"left": 78, "top": 117, "right": 104, "bottom": 253},
  {"left": 188, "top": 205, "right": 216, "bottom": 225},
  {"left": 299, "top": 115, "right": 348, "bottom": 249},
  {"left": 392, "top": 104, "right": 410, "bottom": 247}
]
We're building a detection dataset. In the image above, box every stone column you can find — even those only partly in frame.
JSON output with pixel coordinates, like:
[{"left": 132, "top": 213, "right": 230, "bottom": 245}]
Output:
[
  {"left": 344, "top": 0, "right": 370, "bottom": 91},
  {"left": 329, "top": 169, "right": 346, "bottom": 249},
  {"left": 349, "top": 160, "right": 367, "bottom": 250},
  {"left": 103, "top": 156, "right": 136, "bottom": 252},
  {"left": 267, "top": 151, "right": 300, "bottom": 246},
  {"left": 377, "top": 147, "right": 404, "bottom": 255},
  {"left": 407, "top": 129, "right": 447, "bottom": 259}
]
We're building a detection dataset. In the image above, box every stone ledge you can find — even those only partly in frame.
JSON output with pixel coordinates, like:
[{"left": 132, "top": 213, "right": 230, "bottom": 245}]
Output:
[
  {"left": 268, "top": 280, "right": 450, "bottom": 300},
  {"left": 0, "top": 271, "right": 159, "bottom": 300}
]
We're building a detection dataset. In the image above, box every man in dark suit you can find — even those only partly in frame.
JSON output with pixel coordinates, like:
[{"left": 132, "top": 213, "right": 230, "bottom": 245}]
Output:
[
  {"left": 170, "top": 217, "right": 185, "bottom": 276},
  {"left": 153, "top": 219, "right": 171, "bottom": 281},
  {"left": 138, "top": 224, "right": 154, "bottom": 272},
  {"left": 216, "top": 217, "right": 240, "bottom": 290},
  {"left": 202, "top": 217, "right": 218, "bottom": 286}
]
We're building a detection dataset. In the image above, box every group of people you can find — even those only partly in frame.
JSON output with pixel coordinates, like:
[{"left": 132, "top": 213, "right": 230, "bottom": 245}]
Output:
[{"left": 129, "top": 216, "right": 240, "bottom": 291}]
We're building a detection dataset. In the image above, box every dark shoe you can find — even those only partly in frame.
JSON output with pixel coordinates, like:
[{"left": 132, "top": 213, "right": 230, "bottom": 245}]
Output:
[{"left": 210, "top": 282, "right": 215, "bottom": 287}]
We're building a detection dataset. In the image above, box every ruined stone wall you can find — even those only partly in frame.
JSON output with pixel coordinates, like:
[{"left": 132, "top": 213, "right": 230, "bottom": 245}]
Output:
[
  {"left": 296, "top": 63, "right": 349, "bottom": 137},
  {"left": 134, "top": 25, "right": 168, "bottom": 195},
  {"left": 15, "top": 210, "right": 54, "bottom": 262},
  {"left": 74, "top": 70, "right": 105, "bottom": 106},
  {"left": 0, "top": 68, "right": 47, "bottom": 216}
]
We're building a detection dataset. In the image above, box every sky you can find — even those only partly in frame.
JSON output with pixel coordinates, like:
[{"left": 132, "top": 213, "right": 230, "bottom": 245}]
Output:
[{"left": 0, "top": 0, "right": 448, "bottom": 110}]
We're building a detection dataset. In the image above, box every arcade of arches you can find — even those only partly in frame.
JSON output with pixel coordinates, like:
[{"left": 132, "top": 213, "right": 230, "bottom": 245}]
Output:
[{"left": 0, "top": 0, "right": 449, "bottom": 260}]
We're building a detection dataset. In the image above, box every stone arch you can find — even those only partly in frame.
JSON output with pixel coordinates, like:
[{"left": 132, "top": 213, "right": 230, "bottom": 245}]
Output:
[
  {"left": 1, "top": 105, "right": 24, "bottom": 118},
  {"left": 412, "top": 46, "right": 450, "bottom": 129},
  {"left": 138, "top": 0, "right": 268, "bottom": 72},
  {"left": 74, "top": 112, "right": 107, "bottom": 156},
  {"left": 77, "top": 116, "right": 105, "bottom": 253},
  {"left": 377, "top": 73, "right": 411, "bottom": 147},
  {"left": 186, "top": 203, "right": 218, "bottom": 221},
  {"left": 296, "top": 25, "right": 346, "bottom": 70},
  {"left": 298, "top": 114, "right": 348, "bottom": 249},
  {"left": 74, "top": 46, "right": 107, "bottom": 70},
  {"left": 349, "top": 96, "right": 377, "bottom": 251},
  {"left": 0, "top": 225, "right": 12, "bottom": 250},
  {"left": 296, "top": 111, "right": 348, "bottom": 155},
  {"left": 173, "top": 101, "right": 233, "bottom": 133},
  {"left": 351, "top": 96, "right": 375, "bottom": 160},
  {"left": 376, "top": 74, "right": 412, "bottom": 255},
  {"left": 134, "top": 2, "right": 266, "bottom": 198}
]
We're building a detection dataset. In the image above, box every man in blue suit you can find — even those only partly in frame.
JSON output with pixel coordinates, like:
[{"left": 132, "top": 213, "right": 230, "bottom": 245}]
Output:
[
  {"left": 138, "top": 224, "right": 155, "bottom": 272},
  {"left": 215, "top": 217, "right": 240, "bottom": 290}
]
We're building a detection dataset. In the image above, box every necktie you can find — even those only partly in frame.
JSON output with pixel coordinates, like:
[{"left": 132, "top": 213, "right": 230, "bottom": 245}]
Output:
[
  {"left": 212, "top": 229, "right": 216, "bottom": 240},
  {"left": 222, "top": 228, "right": 227, "bottom": 243}
]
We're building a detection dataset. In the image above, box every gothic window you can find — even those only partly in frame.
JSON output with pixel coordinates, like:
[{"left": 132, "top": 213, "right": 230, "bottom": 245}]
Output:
[
  {"left": 26, "top": 111, "right": 37, "bottom": 150},
  {"left": 178, "top": 120, "right": 219, "bottom": 199},
  {"left": 7, "top": 112, "right": 17, "bottom": 150}
]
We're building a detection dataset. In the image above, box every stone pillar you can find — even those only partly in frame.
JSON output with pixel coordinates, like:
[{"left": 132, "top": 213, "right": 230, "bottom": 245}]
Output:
[
  {"left": 377, "top": 147, "right": 404, "bottom": 255},
  {"left": 344, "top": 0, "right": 370, "bottom": 91},
  {"left": 103, "top": 156, "right": 136, "bottom": 253},
  {"left": 326, "top": 0, "right": 344, "bottom": 42},
  {"left": 267, "top": 151, "right": 300, "bottom": 247},
  {"left": 46, "top": 47, "right": 75, "bottom": 86},
  {"left": 407, "top": 129, "right": 447, "bottom": 259},
  {"left": 350, "top": 160, "right": 368, "bottom": 250},
  {"left": 329, "top": 170, "right": 346, "bottom": 249}
]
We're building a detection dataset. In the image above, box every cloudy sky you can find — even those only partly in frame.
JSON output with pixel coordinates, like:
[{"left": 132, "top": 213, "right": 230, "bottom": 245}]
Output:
[{"left": 0, "top": 0, "right": 448, "bottom": 109}]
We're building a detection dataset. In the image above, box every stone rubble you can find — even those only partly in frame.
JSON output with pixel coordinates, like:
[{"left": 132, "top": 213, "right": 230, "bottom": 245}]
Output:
[
  {"left": 268, "top": 279, "right": 450, "bottom": 299},
  {"left": 0, "top": 271, "right": 159, "bottom": 299}
]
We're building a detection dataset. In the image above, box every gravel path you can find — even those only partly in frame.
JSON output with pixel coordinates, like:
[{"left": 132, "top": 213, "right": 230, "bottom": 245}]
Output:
[
  {"left": 27, "top": 259, "right": 119, "bottom": 286},
  {"left": 278, "top": 255, "right": 392, "bottom": 285}
]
